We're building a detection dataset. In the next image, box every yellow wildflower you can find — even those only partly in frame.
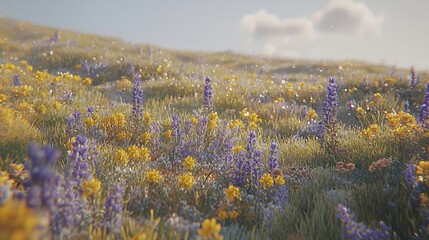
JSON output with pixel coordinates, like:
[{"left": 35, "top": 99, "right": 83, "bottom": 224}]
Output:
[
  {"left": 146, "top": 170, "right": 162, "bottom": 184},
  {"left": 83, "top": 178, "right": 102, "bottom": 198},
  {"left": 197, "top": 218, "right": 223, "bottom": 240},
  {"left": 140, "top": 147, "right": 151, "bottom": 161},
  {"left": 53, "top": 101, "right": 62, "bottom": 110},
  {"left": 191, "top": 116, "right": 199, "bottom": 126},
  {"left": 259, "top": 173, "right": 274, "bottom": 188},
  {"left": 0, "top": 200, "right": 38, "bottom": 240},
  {"left": 83, "top": 77, "right": 92, "bottom": 85},
  {"left": 127, "top": 145, "right": 141, "bottom": 159},
  {"left": 231, "top": 145, "right": 244, "bottom": 154},
  {"left": 229, "top": 211, "right": 239, "bottom": 220},
  {"left": 305, "top": 109, "right": 319, "bottom": 121},
  {"left": 419, "top": 193, "right": 429, "bottom": 207},
  {"left": 66, "top": 137, "right": 76, "bottom": 151},
  {"left": 143, "top": 112, "right": 152, "bottom": 126},
  {"left": 356, "top": 107, "right": 364, "bottom": 115},
  {"left": 224, "top": 185, "right": 240, "bottom": 202},
  {"left": 36, "top": 104, "right": 47, "bottom": 114},
  {"left": 141, "top": 132, "right": 151, "bottom": 145},
  {"left": 228, "top": 119, "right": 244, "bottom": 129},
  {"left": 179, "top": 173, "right": 196, "bottom": 190},
  {"left": 84, "top": 117, "right": 95, "bottom": 129},
  {"left": 115, "top": 149, "right": 129, "bottom": 165},
  {"left": 182, "top": 156, "right": 196, "bottom": 171},
  {"left": 164, "top": 130, "right": 172, "bottom": 139},
  {"left": 0, "top": 93, "right": 8, "bottom": 103},
  {"left": 275, "top": 175, "right": 285, "bottom": 185},
  {"left": 207, "top": 112, "right": 218, "bottom": 132},
  {"left": 217, "top": 210, "right": 228, "bottom": 221}
]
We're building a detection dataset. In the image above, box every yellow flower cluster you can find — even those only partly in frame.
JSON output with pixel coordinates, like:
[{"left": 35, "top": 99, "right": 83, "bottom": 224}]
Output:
[
  {"left": 224, "top": 185, "right": 240, "bottom": 202},
  {"left": 52, "top": 101, "right": 62, "bottom": 110},
  {"left": 54, "top": 72, "right": 91, "bottom": 85},
  {"left": 362, "top": 124, "right": 381, "bottom": 139},
  {"left": 417, "top": 161, "right": 429, "bottom": 186},
  {"left": 275, "top": 175, "right": 285, "bottom": 185},
  {"left": 386, "top": 111, "right": 419, "bottom": 138},
  {"left": 12, "top": 85, "right": 33, "bottom": 97},
  {"left": 140, "top": 132, "right": 151, "bottom": 145},
  {"left": 207, "top": 112, "right": 218, "bottom": 132},
  {"left": 82, "top": 178, "right": 102, "bottom": 198},
  {"left": 231, "top": 145, "right": 244, "bottom": 154},
  {"left": 228, "top": 119, "right": 244, "bottom": 129},
  {"left": 182, "top": 156, "right": 196, "bottom": 171},
  {"left": 35, "top": 71, "right": 52, "bottom": 82},
  {"left": 115, "top": 79, "right": 133, "bottom": 91},
  {"left": 115, "top": 149, "right": 130, "bottom": 165},
  {"left": 146, "top": 170, "right": 162, "bottom": 184},
  {"left": 0, "top": 93, "right": 8, "bottom": 103},
  {"left": 419, "top": 193, "right": 429, "bottom": 207},
  {"left": 143, "top": 112, "right": 152, "bottom": 126},
  {"left": 190, "top": 116, "right": 199, "bottom": 126},
  {"left": 198, "top": 218, "right": 223, "bottom": 240},
  {"left": 0, "top": 200, "right": 38, "bottom": 240},
  {"left": 240, "top": 109, "right": 262, "bottom": 130},
  {"left": 217, "top": 209, "right": 239, "bottom": 221},
  {"left": 305, "top": 109, "right": 319, "bottom": 121},
  {"left": 127, "top": 145, "right": 151, "bottom": 161},
  {"left": 179, "top": 173, "right": 196, "bottom": 190},
  {"left": 0, "top": 63, "right": 20, "bottom": 72},
  {"left": 16, "top": 102, "right": 34, "bottom": 113},
  {"left": 84, "top": 113, "right": 99, "bottom": 129},
  {"left": 36, "top": 104, "right": 47, "bottom": 114},
  {"left": 259, "top": 173, "right": 274, "bottom": 188}
]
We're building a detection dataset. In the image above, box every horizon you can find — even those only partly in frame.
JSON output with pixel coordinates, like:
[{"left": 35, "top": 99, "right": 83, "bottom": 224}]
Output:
[{"left": 1, "top": 0, "right": 428, "bottom": 70}]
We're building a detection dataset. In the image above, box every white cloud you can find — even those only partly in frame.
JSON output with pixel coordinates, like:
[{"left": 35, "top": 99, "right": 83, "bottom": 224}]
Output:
[
  {"left": 240, "top": 0, "right": 383, "bottom": 44},
  {"left": 312, "top": 0, "right": 383, "bottom": 35},
  {"left": 241, "top": 10, "right": 316, "bottom": 43}
]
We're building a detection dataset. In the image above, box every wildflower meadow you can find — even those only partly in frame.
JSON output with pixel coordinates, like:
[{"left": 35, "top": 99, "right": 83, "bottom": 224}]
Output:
[{"left": 1, "top": 17, "right": 429, "bottom": 240}]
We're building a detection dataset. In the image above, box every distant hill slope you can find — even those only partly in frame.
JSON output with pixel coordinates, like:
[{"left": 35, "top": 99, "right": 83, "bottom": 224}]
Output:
[{"left": 0, "top": 17, "right": 402, "bottom": 85}]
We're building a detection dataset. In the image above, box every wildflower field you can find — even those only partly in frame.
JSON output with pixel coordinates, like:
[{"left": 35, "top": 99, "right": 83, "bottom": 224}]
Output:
[{"left": 1, "top": 18, "right": 429, "bottom": 239}]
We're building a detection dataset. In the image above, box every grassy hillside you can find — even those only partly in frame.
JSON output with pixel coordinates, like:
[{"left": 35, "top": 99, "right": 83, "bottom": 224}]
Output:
[{"left": 0, "top": 17, "right": 428, "bottom": 239}]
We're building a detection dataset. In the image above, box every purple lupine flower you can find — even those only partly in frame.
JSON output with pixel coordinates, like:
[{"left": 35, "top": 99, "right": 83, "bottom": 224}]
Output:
[
  {"left": 337, "top": 204, "right": 391, "bottom": 240},
  {"left": 54, "top": 182, "right": 77, "bottom": 232},
  {"left": 323, "top": 77, "right": 338, "bottom": 125},
  {"left": 131, "top": 78, "right": 143, "bottom": 118},
  {"left": 301, "top": 105, "right": 308, "bottom": 118},
  {"left": 233, "top": 152, "right": 246, "bottom": 187},
  {"left": 203, "top": 77, "right": 213, "bottom": 112},
  {"left": 171, "top": 114, "right": 182, "bottom": 139},
  {"left": 70, "top": 135, "right": 90, "bottom": 183},
  {"left": 26, "top": 143, "right": 60, "bottom": 209},
  {"left": 104, "top": 184, "right": 124, "bottom": 233},
  {"left": 410, "top": 66, "right": 418, "bottom": 90},
  {"left": 66, "top": 111, "right": 82, "bottom": 134},
  {"left": 405, "top": 163, "right": 416, "bottom": 187},
  {"left": 268, "top": 142, "right": 279, "bottom": 172},
  {"left": 13, "top": 74, "right": 21, "bottom": 86},
  {"left": 49, "top": 30, "right": 59, "bottom": 44},
  {"left": 419, "top": 83, "right": 429, "bottom": 124},
  {"left": 315, "top": 120, "right": 325, "bottom": 141},
  {"left": 87, "top": 106, "right": 95, "bottom": 115},
  {"left": 274, "top": 185, "right": 289, "bottom": 207},
  {"left": 245, "top": 131, "right": 262, "bottom": 185}
]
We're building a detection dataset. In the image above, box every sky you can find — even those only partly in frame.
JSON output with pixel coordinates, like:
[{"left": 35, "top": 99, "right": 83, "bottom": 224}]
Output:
[{"left": 1, "top": 0, "right": 428, "bottom": 69}]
